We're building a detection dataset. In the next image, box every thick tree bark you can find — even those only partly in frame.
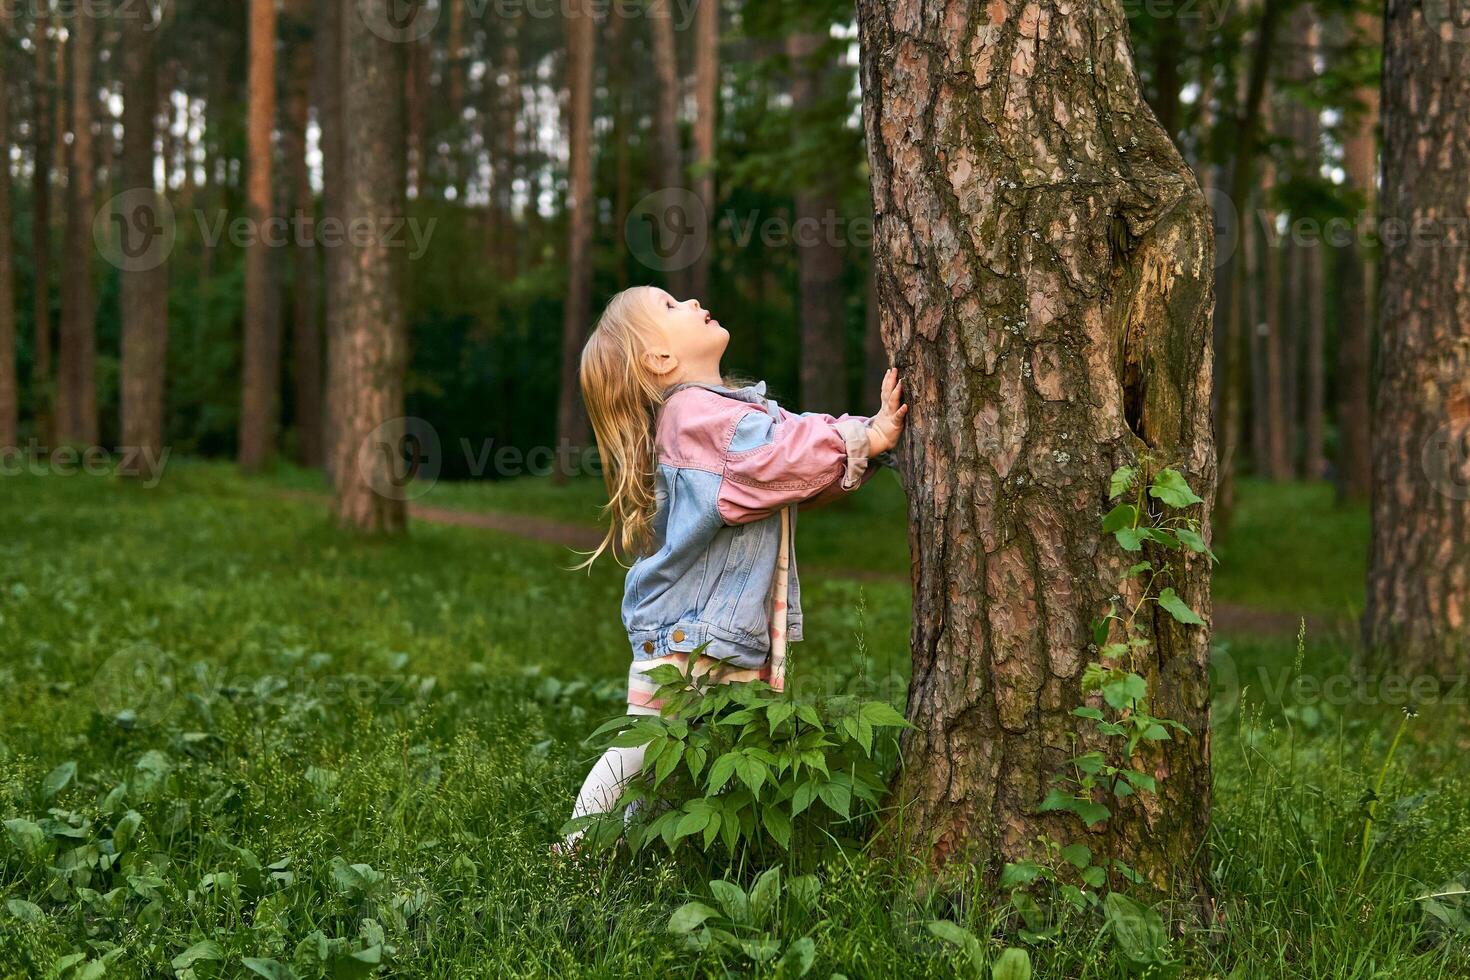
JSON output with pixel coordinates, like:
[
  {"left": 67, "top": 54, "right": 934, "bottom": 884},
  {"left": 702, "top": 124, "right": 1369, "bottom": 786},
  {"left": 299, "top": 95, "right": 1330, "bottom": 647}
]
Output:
[
  {"left": 1336, "top": 10, "right": 1378, "bottom": 502},
  {"left": 1363, "top": 0, "right": 1470, "bottom": 671},
  {"left": 0, "top": 8, "right": 15, "bottom": 448},
  {"left": 788, "top": 33, "right": 848, "bottom": 413},
  {"left": 119, "top": 5, "right": 169, "bottom": 463},
  {"left": 864, "top": 257, "right": 885, "bottom": 415},
  {"left": 239, "top": 0, "right": 280, "bottom": 471},
  {"left": 689, "top": 0, "right": 719, "bottom": 299},
  {"left": 31, "top": 13, "right": 52, "bottom": 444},
  {"left": 317, "top": 0, "right": 347, "bottom": 485},
  {"left": 56, "top": 7, "right": 96, "bottom": 446},
  {"left": 330, "top": 0, "right": 410, "bottom": 533},
  {"left": 649, "top": 0, "right": 688, "bottom": 297},
  {"left": 286, "top": 1, "right": 323, "bottom": 468},
  {"left": 858, "top": 0, "right": 1216, "bottom": 908},
  {"left": 555, "top": 0, "right": 596, "bottom": 470}
]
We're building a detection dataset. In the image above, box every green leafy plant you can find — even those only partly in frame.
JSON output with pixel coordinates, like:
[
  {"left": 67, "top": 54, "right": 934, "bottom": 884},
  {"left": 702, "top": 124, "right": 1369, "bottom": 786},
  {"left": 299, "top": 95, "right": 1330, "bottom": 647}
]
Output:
[
  {"left": 667, "top": 866, "right": 821, "bottom": 974},
  {"left": 559, "top": 653, "right": 911, "bottom": 861}
]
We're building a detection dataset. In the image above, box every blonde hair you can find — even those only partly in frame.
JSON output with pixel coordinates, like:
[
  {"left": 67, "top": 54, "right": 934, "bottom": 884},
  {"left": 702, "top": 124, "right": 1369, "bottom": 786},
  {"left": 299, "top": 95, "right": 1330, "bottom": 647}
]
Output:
[{"left": 576, "top": 287, "right": 672, "bottom": 569}]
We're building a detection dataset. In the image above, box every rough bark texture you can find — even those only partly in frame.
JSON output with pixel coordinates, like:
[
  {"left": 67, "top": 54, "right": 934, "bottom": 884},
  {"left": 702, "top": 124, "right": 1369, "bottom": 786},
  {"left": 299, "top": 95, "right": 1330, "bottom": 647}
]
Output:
[
  {"left": 789, "top": 33, "right": 848, "bottom": 413},
  {"left": 0, "top": 9, "right": 15, "bottom": 448},
  {"left": 555, "top": 0, "right": 596, "bottom": 465},
  {"left": 317, "top": 0, "right": 347, "bottom": 485},
  {"left": 690, "top": 0, "right": 719, "bottom": 299},
  {"left": 1363, "top": 0, "right": 1470, "bottom": 670},
  {"left": 286, "top": 3, "right": 323, "bottom": 468},
  {"left": 857, "top": 0, "right": 1216, "bottom": 910},
  {"left": 649, "top": 0, "right": 688, "bottom": 297},
  {"left": 1336, "top": 10, "right": 1378, "bottom": 502},
  {"left": 240, "top": 0, "right": 280, "bottom": 471},
  {"left": 330, "top": 0, "right": 410, "bottom": 533},
  {"left": 56, "top": 8, "right": 96, "bottom": 446},
  {"left": 30, "top": 13, "right": 52, "bottom": 444},
  {"left": 119, "top": 7, "right": 169, "bottom": 463}
]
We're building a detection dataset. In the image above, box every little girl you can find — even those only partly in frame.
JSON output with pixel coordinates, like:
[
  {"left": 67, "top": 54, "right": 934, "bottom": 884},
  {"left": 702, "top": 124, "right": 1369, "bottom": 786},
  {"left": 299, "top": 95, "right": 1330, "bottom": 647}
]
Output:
[{"left": 553, "top": 285, "right": 908, "bottom": 856}]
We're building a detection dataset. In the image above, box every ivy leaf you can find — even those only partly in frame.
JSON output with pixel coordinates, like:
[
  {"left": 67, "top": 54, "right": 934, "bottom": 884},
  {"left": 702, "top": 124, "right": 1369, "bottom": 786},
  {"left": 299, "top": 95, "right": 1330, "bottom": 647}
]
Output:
[
  {"left": 1157, "top": 588, "right": 1205, "bottom": 626},
  {"left": 1109, "top": 466, "right": 1137, "bottom": 500},
  {"left": 1148, "top": 469, "right": 1203, "bottom": 509}
]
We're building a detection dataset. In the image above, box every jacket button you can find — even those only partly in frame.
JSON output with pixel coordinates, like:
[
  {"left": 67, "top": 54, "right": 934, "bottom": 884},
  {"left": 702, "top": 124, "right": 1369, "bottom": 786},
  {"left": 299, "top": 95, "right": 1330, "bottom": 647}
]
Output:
[
  {"left": 672, "top": 629, "right": 686, "bottom": 643},
  {"left": 642, "top": 641, "right": 654, "bottom": 654}
]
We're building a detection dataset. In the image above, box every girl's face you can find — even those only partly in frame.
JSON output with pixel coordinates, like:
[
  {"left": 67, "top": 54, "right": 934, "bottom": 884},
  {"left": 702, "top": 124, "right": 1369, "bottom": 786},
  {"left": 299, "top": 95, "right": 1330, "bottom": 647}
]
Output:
[{"left": 641, "top": 288, "right": 729, "bottom": 383}]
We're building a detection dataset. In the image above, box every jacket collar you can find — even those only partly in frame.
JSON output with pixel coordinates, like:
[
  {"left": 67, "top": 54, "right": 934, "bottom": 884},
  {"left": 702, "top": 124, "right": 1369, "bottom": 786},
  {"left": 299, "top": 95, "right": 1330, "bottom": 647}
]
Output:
[{"left": 664, "top": 379, "right": 770, "bottom": 407}]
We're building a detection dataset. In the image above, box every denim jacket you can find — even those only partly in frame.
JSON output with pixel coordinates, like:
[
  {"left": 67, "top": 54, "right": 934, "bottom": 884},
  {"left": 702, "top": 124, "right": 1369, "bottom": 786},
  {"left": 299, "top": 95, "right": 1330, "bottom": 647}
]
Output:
[{"left": 622, "top": 380, "right": 882, "bottom": 669}]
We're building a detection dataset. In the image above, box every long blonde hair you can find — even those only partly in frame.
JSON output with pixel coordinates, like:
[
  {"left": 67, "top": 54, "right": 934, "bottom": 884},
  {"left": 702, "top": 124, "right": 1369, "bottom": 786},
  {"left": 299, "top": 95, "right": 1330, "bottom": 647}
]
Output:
[{"left": 576, "top": 287, "right": 672, "bottom": 569}]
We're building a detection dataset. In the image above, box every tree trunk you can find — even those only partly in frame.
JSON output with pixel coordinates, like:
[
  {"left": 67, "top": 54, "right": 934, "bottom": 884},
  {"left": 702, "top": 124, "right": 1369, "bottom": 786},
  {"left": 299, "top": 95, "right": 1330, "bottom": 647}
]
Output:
[
  {"left": 491, "top": 19, "right": 522, "bottom": 276},
  {"left": 1257, "top": 132, "right": 1290, "bottom": 481},
  {"left": 317, "top": 0, "right": 347, "bottom": 486},
  {"left": 689, "top": 0, "right": 719, "bottom": 299},
  {"left": 788, "top": 33, "right": 847, "bottom": 414},
  {"left": 31, "top": 12, "right": 53, "bottom": 444},
  {"left": 1336, "top": 10, "right": 1378, "bottom": 502},
  {"left": 649, "top": 0, "right": 688, "bottom": 297},
  {"left": 56, "top": 7, "right": 96, "bottom": 446},
  {"left": 857, "top": 0, "right": 1216, "bottom": 906},
  {"left": 0, "top": 7, "right": 16, "bottom": 449},
  {"left": 331, "top": 0, "right": 410, "bottom": 533},
  {"left": 239, "top": 0, "right": 280, "bottom": 471},
  {"left": 1363, "top": 0, "right": 1470, "bottom": 671},
  {"left": 863, "top": 256, "right": 885, "bottom": 414},
  {"left": 287, "top": 1, "right": 323, "bottom": 468},
  {"left": 555, "top": 0, "right": 596, "bottom": 471},
  {"left": 608, "top": 6, "right": 629, "bottom": 288},
  {"left": 119, "top": 4, "right": 169, "bottom": 464}
]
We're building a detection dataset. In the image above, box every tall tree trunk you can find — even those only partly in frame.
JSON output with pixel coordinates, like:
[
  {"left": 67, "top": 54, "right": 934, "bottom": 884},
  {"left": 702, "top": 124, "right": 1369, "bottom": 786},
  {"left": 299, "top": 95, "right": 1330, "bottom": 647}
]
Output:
[
  {"left": 1336, "top": 10, "right": 1378, "bottom": 502},
  {"left": 1150, "top": 12, "right": 1182, "bottom": 141},
  {"left": 1295, "top": 18, "right": 1326, "bottom": 480},
  {"left": 788, "top": 33, "right": 847, "bottom": 413},
  {"left": 446, "top": 0, "right": 465, "bottom": 196},
  {"left": 0, "top": 6, "right": 16, "bottom": 449},
  {"left": 1213, "top": 0, "right": 1284, "bottom": 525},
  {"left": 31, "top": 10, "right": 53, "bottom": 444},
  {"left": 649, "top": 0, "right": 688, "bottom": 297},
  {"left": 119, "top": 3, "right": 169, "bottom": 464},
  {"left": 491, "top": 19, "right": 522, "bottom": 275},
  {"left": 555, "top": 0, "right": 596, "bottom": 471},
  {"left": 56, "top": 7, "right": 96, "bottom": 446},
  {"left": 857, "top": 0, "right": 1216, "bottom": 904},
  {"left": 317, "top": 0, "right": 347, "bottom": 485},
  {"left": 1257, "top": 131, "right": 1290, "bottom": 481},
  {"left": 331, "top": 0, "right": 410, "bottom": 533},
  {"left": 607, "top": 6, "right": 629, "bottom": 288},
  {"left": 287, "top": 1, "right": 323, "bottom": 468},
  {"left": 406, "top": 33, "right": 427, "bottom": 196},
  {"left": 1363, "top": 0, "right": 1470, "bottom": 671},
  {"left": 689, "top": 0, "right": 719, "bottom": 299},
  {"left": 239, "top": 0, "right": 280, "bottom": 471}
]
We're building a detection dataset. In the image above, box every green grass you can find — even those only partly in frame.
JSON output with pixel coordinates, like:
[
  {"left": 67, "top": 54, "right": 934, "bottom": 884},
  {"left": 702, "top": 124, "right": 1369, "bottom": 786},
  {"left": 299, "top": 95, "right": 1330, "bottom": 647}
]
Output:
[{"left": 1, "top": 467, "right": 1461, "bottom": 978}]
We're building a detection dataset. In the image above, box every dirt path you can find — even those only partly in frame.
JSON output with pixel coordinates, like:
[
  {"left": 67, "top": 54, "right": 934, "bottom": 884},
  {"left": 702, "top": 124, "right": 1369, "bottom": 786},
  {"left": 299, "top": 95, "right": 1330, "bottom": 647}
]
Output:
[{"left": 273, "top": 488, "right": 1329, "bottom": 637}]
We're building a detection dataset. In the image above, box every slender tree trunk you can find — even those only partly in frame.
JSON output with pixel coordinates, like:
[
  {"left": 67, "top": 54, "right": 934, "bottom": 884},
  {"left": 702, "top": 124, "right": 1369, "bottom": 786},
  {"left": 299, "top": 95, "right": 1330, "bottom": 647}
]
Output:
[
  {"left": 492, "top": 19, "right": 522, "bottom": 275},
  {"left": 56, "top": 7, "right": 96, "bottom": 446},
  {"left": 1295, "top": 18, "right": 1327, "bottom": 480},
  {"left": 1150, "top": 13, "right": 1182, "bottom": 141},
  {"left": 1257, "top": 132, "right": 1290, "bottom": 481},
  {"left": 788, "top": 33, "right": 847, "bottom": 413},
  {"left": 119, "top": 4, "right": 169, "bottom": 464},
  {"left": 1363, "top": 0, "right": 1470, "bottom": 671},
  {"left": 689, "top": 0, "right": 719, "bottom": 299},
  {"left": 858, "top": 0, "right": 1216, "bottom": 905},
  {"left": 649, "top": 0, "right": 688, "bottom": 297},
  {"left": 608, "top": 6, "right": 629, "bottom": 288},
  {"left": 239, "top": 0, "right": 280, "bottom": 471},
  {"left": 31, "top": 11, "right": 53, "bottom": 444},
  {"left": 287, "top": 2, "right": 323, "bottom": 468},
  {"left": 1336, "top": 10, "right": 1378, "bottom": 502},
  {"left": 555, "top": 0, "right": 596, "bottom": 471},
  {"left": 318, "top": 0, "right": 346, "bottom": 485},
  {"left": 0, "top": 7, "right": 16, "bottom": 449},
  {"left": 331, "top": 0, "right": 410, "bottom": 533}
]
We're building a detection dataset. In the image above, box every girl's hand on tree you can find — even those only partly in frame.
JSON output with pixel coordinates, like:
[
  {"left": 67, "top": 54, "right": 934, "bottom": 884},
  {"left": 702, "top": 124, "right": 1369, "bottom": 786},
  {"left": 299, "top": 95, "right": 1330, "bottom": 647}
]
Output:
[{"left": 867, "top": 368, "right": 909, "bottom": 455}]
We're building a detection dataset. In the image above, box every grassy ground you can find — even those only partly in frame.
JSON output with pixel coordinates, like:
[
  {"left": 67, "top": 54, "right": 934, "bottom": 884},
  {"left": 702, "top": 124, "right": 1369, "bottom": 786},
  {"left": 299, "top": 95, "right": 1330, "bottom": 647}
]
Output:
[{"left": 1, "top": 465, "right": 1463, "bottom": 978}]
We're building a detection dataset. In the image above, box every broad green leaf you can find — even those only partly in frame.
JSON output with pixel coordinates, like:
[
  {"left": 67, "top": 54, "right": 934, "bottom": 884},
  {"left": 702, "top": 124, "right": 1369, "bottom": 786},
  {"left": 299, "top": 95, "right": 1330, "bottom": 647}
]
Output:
[
  {"left": 5, "top": 899, "right": 43, "bottom": 922},
  {"left": 1103, "top": 892, "right": 1169, "bottom": 965},
  {"left": 927, "top": 920, "right": 984, "bottom": 970},
  {"left": 1158, "top": 588, "right": 1204, "bottom": 626},
  {"left": 171, "top": 940, "right": 225, "bottom": 971},
  {"left": 243, "top": 958, "right": 301, "bottom": 980},
  {"left": 1102, "top": 504, "right": 1138, "bottom": 533},
  {"left": 1148, "top": 469, "right": 1203, "bottom": 508},
  {"left": 1175, "top": 527, "right": 1213, "bottom": 556},
  {"left": 42, "top": 761, "right": 77, "bottom": 800},
  {"left": 992, "top": 946, "right": 1033, "bottom": 980},
  {"left": 1109, "top": 466, "right": 1137, "bottom": 500},
  {"left": 708, "top": 879, "right": 750, "bottom": 925},
  {"left": 748, "top": 866, "right": 781, "bottom": 927},
  {"left": 760, "top": 804, "right": 792, "bottom": 850},
  {"left": 780, "top": 936, "right": 816, "bottom": 977},
  {"left": 1060, "top": 843, "right": 1092, "bottom": 869},
  {"left": 1114, "top": 528, "right": 1149, "bottom": 552},
  {"left": 858, "top": 700, "right": 910, "bottom": 729},
  {"left": 667, "top": 900, "right": 719, "bottom": 934},
  {"left": 1000, "top": 861, "right": 1042, "bottom": 888}
]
